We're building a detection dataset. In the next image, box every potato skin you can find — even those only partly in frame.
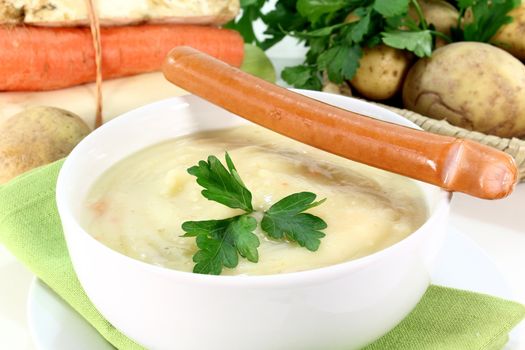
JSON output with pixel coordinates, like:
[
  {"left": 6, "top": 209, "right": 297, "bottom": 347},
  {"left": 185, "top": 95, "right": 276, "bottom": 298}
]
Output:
[
  {"left": 350, "top": 45, "right": 412, "bottom": 101},
  {"left": 492, "top": 3, "right": 525, "bottom": 61},
  {"left": 408, "top": 0, "right": 458, "bottom": 47},
  {"left": 0, "top": 106, "right": 91, "bottom": 184},
  {"left": 403, "top": 42, "right": 525, "bottom": 138}
]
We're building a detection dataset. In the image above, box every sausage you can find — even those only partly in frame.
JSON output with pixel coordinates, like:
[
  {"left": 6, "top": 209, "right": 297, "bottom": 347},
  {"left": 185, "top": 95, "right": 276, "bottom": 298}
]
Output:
[{"left": 162, "top": 46, "right": 518, "bottom": 200}]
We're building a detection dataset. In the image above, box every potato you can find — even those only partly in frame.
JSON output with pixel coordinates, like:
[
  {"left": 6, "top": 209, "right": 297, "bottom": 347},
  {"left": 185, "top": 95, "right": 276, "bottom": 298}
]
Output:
[
  {"left": 322, "top": 71, "right": 353, "bottom": 96},
  {"left": 492, "top": 3, "right": 525, "bottom": 61},
  {"left": 403, "top": 42, "right": 525, "bottom": 138},
  {"left": 0, "top": 106, "right": 91, "bottom": 184},
  {"left": 350, "top": 45, "right": 412, "bottom": 100},
  {"left": 408, "top": 0, "right": 458, "bottom": 47},
  {"left": 322, "top": 81, "right": 353, "bottom": 96}
]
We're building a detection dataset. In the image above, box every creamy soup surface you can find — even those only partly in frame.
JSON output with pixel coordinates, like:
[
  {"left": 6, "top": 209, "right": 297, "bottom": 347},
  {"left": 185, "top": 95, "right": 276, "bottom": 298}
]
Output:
[{"left": 83, "top": 125, "right": 428, "bottom": 275}]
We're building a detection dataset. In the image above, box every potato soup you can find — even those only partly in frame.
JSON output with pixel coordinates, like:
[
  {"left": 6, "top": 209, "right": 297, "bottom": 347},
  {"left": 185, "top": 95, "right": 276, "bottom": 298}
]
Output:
[{"left": 82, "top": 125, "right": 427, "bottom": 275}]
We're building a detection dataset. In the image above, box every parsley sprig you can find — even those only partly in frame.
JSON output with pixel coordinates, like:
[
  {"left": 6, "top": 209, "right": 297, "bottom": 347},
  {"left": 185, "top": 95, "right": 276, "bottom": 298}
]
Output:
[
  {"left": 181, "top": 153, "right": 327, "bottom": 275},
  {"left": 187, "top": 153, "right": 253, "bottom": 212}
]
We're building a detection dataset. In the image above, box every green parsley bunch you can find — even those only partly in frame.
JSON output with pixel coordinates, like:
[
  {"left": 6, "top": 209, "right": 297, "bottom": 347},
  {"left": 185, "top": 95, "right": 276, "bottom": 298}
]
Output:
[{"left": 226, "top": 0, "right": 520, "bottom": 90}]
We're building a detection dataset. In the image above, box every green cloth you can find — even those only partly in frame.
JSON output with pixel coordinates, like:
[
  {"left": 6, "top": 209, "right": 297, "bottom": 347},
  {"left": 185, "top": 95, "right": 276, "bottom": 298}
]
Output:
[{"left": 0, "top": 160, "right": 524, "bottom": 350}]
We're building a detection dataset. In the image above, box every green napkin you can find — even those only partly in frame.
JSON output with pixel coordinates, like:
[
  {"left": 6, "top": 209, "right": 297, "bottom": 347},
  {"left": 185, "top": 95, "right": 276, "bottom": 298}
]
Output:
[{"left": 0, "top": 160, "right": 524, "bottom": 350}]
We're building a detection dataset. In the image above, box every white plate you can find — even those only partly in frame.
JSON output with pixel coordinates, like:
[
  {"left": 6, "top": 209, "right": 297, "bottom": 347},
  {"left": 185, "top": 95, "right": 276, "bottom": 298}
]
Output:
[{"left": 27, "top": 227, "right": 520, "bottom": 350}]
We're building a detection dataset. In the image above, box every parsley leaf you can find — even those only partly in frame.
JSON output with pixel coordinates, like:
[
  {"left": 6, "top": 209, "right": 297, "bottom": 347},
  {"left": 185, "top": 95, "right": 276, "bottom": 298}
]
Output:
[
  {"left": 183, "top": 218, "right": 238, "bottom": 275},
  {"left": 282, "top": 65, "right": 323, "bottom": 90},
  {"left": 373, "top": 0, "right": 410, "bottom": 18},
  {"left": 182, "top": 215, "right": 259, "bottom": 275},
  {"left": 182, "top": 154, "right": 327, "bottom": 275},
  {"left": 381, "top": 30, "right": 433, "bottom": 57},
  {"left": 229, "top": 215, "right": 260, "bottom": 262},
  {"left": 297, "top": 0, "right": 349, "bottom": 23},
  {"left": 187, "top": 152, "right": 253, "bottom": 212},
  {"left": 348, "top": 10, "right": 371, "bottom": 42},
  {"left": 458, "top": 0, "right": 475, "bottom": 7},
  {"left": 261, "top": 192, "right": 327, "bottom": 251},
  {"left": 317, "top": 45, "right": 362, "bottom": 84},
  {"left": 182, "top": 218, "right": 234, "bottom": 238}
]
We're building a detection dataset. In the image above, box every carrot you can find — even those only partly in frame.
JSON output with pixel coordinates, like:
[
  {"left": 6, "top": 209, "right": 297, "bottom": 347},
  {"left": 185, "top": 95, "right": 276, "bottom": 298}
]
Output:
[
  {"left": 0, "top": 24, "right": 244, "bottom": 91},
  {"left": 163, "top": 47, "right": 518, "bottom": 200}
]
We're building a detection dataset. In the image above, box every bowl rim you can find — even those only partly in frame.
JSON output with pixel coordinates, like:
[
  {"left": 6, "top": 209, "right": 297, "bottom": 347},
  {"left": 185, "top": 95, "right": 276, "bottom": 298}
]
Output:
[{"left": 56, "top": 90, "right": 451, "bottom": 287}]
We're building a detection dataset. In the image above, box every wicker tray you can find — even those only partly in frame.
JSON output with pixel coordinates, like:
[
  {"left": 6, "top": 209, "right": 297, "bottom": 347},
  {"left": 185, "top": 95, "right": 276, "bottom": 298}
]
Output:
[{"left": 377, "top": 104, "right": 525, "bottom": 183}]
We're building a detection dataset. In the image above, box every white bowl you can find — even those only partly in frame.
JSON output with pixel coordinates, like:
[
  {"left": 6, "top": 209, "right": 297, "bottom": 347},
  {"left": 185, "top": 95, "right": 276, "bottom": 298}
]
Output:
[{"left": 56, "top": 90, "right": 450, "bottom": 350}]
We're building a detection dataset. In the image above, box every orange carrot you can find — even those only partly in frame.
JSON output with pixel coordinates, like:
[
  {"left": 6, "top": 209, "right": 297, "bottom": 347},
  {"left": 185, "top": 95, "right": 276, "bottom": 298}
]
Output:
[{"left": 0, "top": 24, "right": 244, "bottom": 91}]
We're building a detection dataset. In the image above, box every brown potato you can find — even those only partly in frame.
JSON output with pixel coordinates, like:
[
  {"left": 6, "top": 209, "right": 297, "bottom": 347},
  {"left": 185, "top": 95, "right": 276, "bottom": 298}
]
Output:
[
  {"left": 0, "top": 106, "right": 91, "bottom": 184},
  {"left": 408, "top": 0, "right": 458, "bottom": 47},
  {"left": 403, "top": 42, "right": 525, "bottom": 138},
  {"left": 492, "top": 3, "right": 525, "bottom": 61},
  {"left": 322, "top": 71, "right": 353, "bottom": 96},
  {"left": 350, "top": 45, "right": 412, "bottom": 101}
]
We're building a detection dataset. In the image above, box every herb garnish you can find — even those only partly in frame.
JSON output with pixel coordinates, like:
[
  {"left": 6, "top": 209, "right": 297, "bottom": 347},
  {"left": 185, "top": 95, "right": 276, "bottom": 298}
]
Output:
[
  {"left": 261, "top": 192, "right": 327, "bottom": 252},
  {"left": 187, "top": 153, "right": 253, "bottom": 212},
  {"left": 181, "top": 153, "right": 327, "bottom": 275}
]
